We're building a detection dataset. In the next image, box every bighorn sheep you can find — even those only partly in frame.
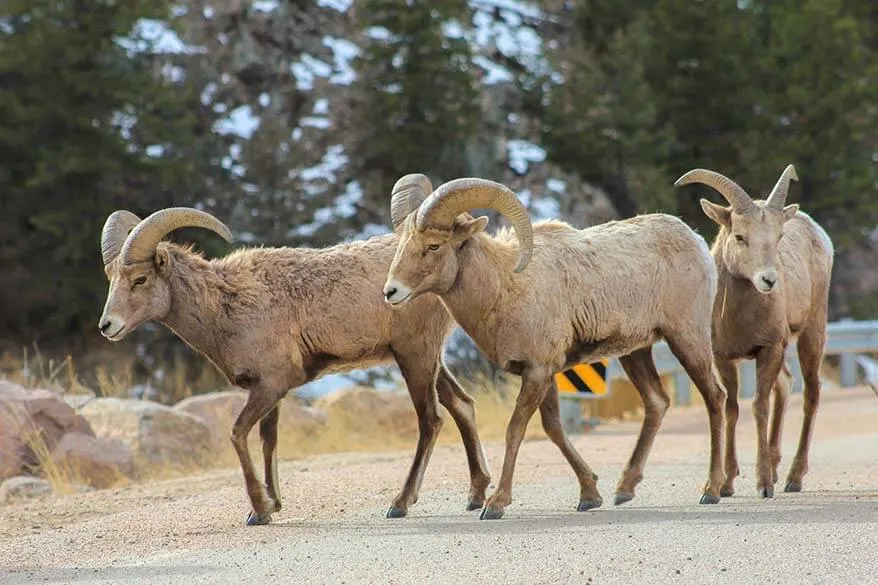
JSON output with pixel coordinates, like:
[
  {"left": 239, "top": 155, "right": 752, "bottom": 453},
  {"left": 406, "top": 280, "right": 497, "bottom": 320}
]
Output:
[
  {"left": 98, "top": 200, "right": 492, "bottom": 525},
  {"left": 675, "top": 164, "right": 834, "bottom": 498},
  {"left": 382, "top": 175, "right": 727, "bottom": 519}
]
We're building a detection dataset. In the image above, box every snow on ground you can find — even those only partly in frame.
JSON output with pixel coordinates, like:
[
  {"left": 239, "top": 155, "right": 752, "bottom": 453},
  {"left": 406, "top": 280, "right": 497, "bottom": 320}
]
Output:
[
  {"left": 115, "top": 18, "right": 205, "bottom": 56},
  {"left": 507, "top": 139, "right": 547, "bottom": 174}
]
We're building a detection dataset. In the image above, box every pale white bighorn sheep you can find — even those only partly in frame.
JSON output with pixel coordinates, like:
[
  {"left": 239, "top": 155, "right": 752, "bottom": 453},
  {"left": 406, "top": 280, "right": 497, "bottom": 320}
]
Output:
[
  {"left": 382, "top": 176, "right": 727, "bottom": 519},
  {"left": 675, "top": 164, "right": 834, "bottom": 498},
  {"left": 98, "top": 197, "right": 491, "bottom": 525}
]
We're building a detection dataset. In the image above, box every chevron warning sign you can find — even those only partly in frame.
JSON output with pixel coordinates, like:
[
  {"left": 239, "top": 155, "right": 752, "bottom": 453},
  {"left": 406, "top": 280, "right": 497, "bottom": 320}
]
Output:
[{"left": 554, "top": 359, "right": 610, "bottom": 396}]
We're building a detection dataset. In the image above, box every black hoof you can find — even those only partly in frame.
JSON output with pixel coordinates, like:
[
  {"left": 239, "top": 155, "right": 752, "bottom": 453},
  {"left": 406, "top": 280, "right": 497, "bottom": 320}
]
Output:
[
  {"left": 466, "top": 500, "right": 484, "bottom": 512},
  {"left": 386, "top": 506, "right": 407, "bottom": 519},
  {"left": 720, "top": 487, "right": 735, "bottom": 498},
  {"left": 758, "top": 486, "right": 774, "bottom": 499},
  {"left": 784, "top": 482, "right": 802, "bottom": 493},
  {"left": 245, "top": 511, "right": 271, "bottom": 526},
  {"left": 479, "top": 506, "right": 504, "bottom": 520},
  {"left": 700, "top": 493, "right": 720, "bottom": 505},
  {"left": 614, "top": 492, "right": 634, "bottom": 506},
  {"left": 577, "top": 499, "right": 602, "bottom": 512}
]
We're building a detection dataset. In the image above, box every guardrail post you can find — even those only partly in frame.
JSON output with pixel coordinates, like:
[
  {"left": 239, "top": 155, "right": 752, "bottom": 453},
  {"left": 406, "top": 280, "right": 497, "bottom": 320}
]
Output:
[
  {"left": 739, "top": 360, "right": 757, "bottom": 398},
  {"left": 673, "top": 370, "right": 690, "bottom": 406},
  {"left": 839, "top": 352, "right": 857, "bottom": 388}
]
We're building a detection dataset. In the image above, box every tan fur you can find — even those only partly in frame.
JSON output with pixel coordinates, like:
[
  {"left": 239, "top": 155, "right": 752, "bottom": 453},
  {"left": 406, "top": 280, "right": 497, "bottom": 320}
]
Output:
[
  {"left": 385, "top": 211, "right": 728, "bottom": 518},
  {"left": 100, "top": 233, "right": 492, "bottom": 524},
  {"left": 704, "top": 201, "right": 834, "bottom": 498}
]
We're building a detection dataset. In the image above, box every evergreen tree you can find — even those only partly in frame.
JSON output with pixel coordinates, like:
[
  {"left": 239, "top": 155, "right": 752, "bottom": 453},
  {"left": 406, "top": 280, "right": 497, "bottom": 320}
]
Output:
[{"left": 350, "top": 0, "right": 481, "bottom": 217}]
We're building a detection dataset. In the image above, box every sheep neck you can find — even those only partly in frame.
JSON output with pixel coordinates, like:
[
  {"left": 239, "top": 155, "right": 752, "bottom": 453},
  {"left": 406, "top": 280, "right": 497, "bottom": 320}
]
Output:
[{"left": 159, "top": 249, "right": 229, "bottom": 372}]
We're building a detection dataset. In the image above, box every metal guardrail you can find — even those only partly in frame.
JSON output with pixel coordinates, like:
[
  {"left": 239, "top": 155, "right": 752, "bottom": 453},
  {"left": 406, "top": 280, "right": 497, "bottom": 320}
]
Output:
[{"left": 561, "top": 318, "right": 878, "bottom": 406}]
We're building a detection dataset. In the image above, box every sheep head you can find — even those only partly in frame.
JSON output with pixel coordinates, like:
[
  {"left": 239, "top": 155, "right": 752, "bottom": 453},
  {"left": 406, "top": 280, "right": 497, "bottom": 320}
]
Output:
[
  {"left": 383, "top": 177, "right": 533, "bottom": 306},
  {"left": 98, "top": 207, "right": 233, "bottom": 341},
  {"left": 675, "top": 164, "right": 800, "bottom": 294}
]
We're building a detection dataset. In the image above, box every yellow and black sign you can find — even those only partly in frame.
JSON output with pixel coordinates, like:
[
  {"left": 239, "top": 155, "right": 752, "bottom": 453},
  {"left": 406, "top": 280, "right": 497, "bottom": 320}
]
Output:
[{"left": 555, "top": 359, "right": 610, "bottom": 396}]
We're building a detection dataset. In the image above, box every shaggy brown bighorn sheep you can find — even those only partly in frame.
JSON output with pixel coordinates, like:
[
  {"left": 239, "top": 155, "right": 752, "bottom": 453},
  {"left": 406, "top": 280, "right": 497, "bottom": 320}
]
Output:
[
  {"left": 382, "top": 176, "right": 727, "bottom": 519},
  {"left": 98, "top": 201, "right": 492, "bottom": 525},
  {"left": 675, "top": 164, "right": 834, "bottom": 498}
]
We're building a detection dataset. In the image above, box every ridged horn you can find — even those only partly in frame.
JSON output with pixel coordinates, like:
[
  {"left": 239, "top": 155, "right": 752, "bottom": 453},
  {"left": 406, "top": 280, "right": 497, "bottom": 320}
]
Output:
[
  {"left": 765, "top": 164, "right": 798, "bottom": 210},
  {"left": 415, "top": 178, "right": 534, "bottom": 273},
  {"left": 390, "top": 173, "right": 433, "bottom": 229},
  {"left": 120, "top": 207, "right": 233, "bottom": 265},
  {"left": 674, "top": 169, "right": 757, "bottom": 214},
  {"left": 101, "top": 210, "right": 142, "bottom": 266}
]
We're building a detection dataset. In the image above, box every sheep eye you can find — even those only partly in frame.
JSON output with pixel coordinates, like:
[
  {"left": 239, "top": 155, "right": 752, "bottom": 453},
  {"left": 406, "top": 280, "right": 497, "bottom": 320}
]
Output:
[
  {"left": 734, "top": 234, "right": 747, "bottom": 245},
  {"left": 132, "top": 275, "right": 147, "bottom": 287},
  {"left": 427, "top": 244, "right": 440, "bottom": 252}
]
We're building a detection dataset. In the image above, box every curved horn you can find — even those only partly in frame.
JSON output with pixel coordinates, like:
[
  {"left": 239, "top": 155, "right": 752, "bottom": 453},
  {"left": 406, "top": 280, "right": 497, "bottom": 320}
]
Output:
[
  {"left": 101, "top": 210, "right": 142, "bottom": 266},
  {"left": 415, "top": 178, "right": 534, "bottom": 273},
  {"left": 765, "top": 164, "right": 798, "bottom": 210},
  {"left": 674, "top": 169, "right": 757, "bottom": 214},
  {"left": 390, "top": 173, "right": 433, "bottom": 229},
  {"left": 120, "top": 207, "right": 233, "bottom": 265}
]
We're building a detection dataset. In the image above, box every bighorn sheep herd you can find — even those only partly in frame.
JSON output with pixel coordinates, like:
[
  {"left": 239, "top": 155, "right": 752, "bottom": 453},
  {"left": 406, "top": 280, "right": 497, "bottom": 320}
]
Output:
[{"left": 98, "top": 161, "right": 834, "bottom": 524}]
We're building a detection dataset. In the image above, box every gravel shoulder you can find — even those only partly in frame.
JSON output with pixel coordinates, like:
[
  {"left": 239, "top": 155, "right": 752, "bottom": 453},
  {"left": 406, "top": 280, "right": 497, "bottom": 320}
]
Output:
[{"left": 1, "top": 386, "right": 877, "bottom": 585}]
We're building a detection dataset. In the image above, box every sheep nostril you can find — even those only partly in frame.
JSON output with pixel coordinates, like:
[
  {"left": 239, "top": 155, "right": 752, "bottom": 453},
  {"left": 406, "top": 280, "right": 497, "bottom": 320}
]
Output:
[
  {"left": 384, "top": 287, "right": 397, "bottom": 300},
  {"left": 99, "top": 320, "right": 111, "bottom": 333}
]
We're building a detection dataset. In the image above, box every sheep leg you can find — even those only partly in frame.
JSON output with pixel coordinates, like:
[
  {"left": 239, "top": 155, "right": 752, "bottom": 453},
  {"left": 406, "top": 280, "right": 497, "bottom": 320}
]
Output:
[
  {"left": 614, "top": 348, "right": 670, "bottom": 505},
  {"left": 539, "top": 383, "right": 602, "bottom": 511},
  {"left": 436, "top": 365, "right": 492, "bottom": 511},
  {"left": 754, "top": 345, "right": 786, "bottom": 498},
  {"left": 676, "top": 351, "right": 727, "bottom": 504},
  {"left": 480, "top": 366, "right": 552, "bottom": 520},
  {"left": 715, "top": 358, "right": 740, "bottom": 497},
  {"left": 769, "top": 363, "right": 792, "bottom": 485},
  {"left": 386, "top": 355, "right": 443, "bottom": 519},
  {"left": 259, "top": 405, "right": 282, "bottom": 511},
  {"left": 232, "top": 390, "right": 285, "bottom": 526},
  {"left": 785, "top": 322, "right": 825, "bottom": 492}
]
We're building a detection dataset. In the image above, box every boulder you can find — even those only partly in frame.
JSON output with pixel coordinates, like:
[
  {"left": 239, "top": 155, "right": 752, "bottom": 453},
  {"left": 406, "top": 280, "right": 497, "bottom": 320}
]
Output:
[
  {"left": 0, "top": 475, "right": 52, "bottom": 502},
  {"left": 0, "top": 381, "right": 94, "bottom": 480},
  {"left": 314, "top": 386, "right": 418, "bottom": 440},
  {"left": 174, "top": 390, "right": 327, "bottom": 452},
  {"left": 50, "top": 432, "right": 135, "bottom": 488},
  {"left": 80, "top": 398, "right": 212, "bottom": 470}
]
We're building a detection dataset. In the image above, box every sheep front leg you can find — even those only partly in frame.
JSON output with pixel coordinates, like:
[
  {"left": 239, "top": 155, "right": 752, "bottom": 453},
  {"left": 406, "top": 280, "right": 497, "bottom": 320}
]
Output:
[
  {"left": 769, "top": 363, "right": 792, "bottom": 485},
  {"left": 785, "top": 322, "right": 826, "bottom": 492},
  {"left": 259, "top": 405, "right": 282, "bottom": 512},
  {"left": 754, "top": 345, "right": 786, "bottom": 498},
  {"left": 715, "top": 358, "right": 740, "bottom": 497},
  {"left": 480, "top": 366, "right": 552, "bottom": 520},
  {"left": 231, "top": 389, "right": 285, "bottom": 526}
]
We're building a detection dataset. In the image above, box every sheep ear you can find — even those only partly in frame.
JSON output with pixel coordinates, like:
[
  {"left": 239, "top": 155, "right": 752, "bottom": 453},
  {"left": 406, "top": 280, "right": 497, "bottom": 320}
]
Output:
[
  {"left": 155, "top": 247, "right": 172, "bottom": 277},
  {"left": 452, "top": 215, "right": 489, "bottom": 241},
  {"left": 700, "top": 199, "right": 731, "bottom": 228},
  {"left": 782, "top": 203, "right": 799, "bottom": 221}
]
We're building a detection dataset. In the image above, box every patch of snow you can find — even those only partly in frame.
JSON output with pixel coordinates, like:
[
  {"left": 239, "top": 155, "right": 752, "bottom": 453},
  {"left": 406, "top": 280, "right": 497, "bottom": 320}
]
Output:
[
  {"left": 203, "top": 6, "right": 215, "bottom": 18},
  {"left": 213, "top": 105, "right": 260, "bottom": 139},
  {"left": 313, "top": 98, "right": 330, "bottom": 115},
  {"left": 366, "top": 26, "right": 394, "bottom": 42},
  {"left": 382, "top": 82, "right": 403, "bottom": 94},
  {"left": 116, "top": 19, "right": 206, "bottom": 56},
  {"left": 442, "top": 20, "right": 466, "bottom": 40},
  {"left": 473, "top": 55, "right": 514, "bottom": 85},
  {"left": 112, "top": 110, "right": 137, "bottom": 140},
  {"left": 145, "top": 145, "right": 165, "bottom": 158},
  {"left": 301, "top": 116, "right": 332, "bottom": 129},
  {"left": 517, "top": 188, "right": 560, "bottom": 221},
  {"left": 391, "top": 51, "right": 405, "bottom": 69},
  {"left": 507, "top": 112, "right": 520, "bottom": 124},
  {"left": 299, "top": 144, "right": 349, "bottom": 193},
  {"left": 170, "top": 4, "right": 188, "bottom": 17},
  {"left": 291, "top": 54, "right": 333, "bottom": 91},
  {"left": 507, "top": 139, "right": 546, "bottom": 174},
  {"left": 258, "top": 92, "right": 270, "bottom": 107},
  {"left": 291, "top": 127, "right": 303, "bottom": 141},
  {"left": 470, "top": 0, "right": 542, "bottom": 20},
  {"left": 0, "top": 19, "right": 12, "bottom": 34},
  {"left": 546, "top": 178, "right": 566, "bottom": 193},
  {"left": 161, "top": 64, "right": 186, "bottom": 83},
  {"left": 317, "top": 0, "right": 353, "bottom": 12},
  {"left": 252, "top": 0, "right": 279, "bottom": 12},
  {"left": 323, "top": 36, "right": 360, "bottom": 86},
  {"left": 334, "top": 181, "right": 363, "bottom": 217},
  {"left": 353, "top": 223, "right": 392, "bottom": 240}
]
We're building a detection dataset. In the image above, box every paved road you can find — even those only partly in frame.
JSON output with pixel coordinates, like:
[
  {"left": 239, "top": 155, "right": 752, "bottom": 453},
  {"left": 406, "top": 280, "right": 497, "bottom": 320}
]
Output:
[{"left": 2, "top": 387, "right": 877, "bottom": 585}]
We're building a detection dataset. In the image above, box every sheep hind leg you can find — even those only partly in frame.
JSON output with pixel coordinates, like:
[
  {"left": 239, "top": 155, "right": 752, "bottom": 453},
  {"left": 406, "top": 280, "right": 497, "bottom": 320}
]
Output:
[
  {"left": 231, "top": 390, "right": 285, "bottom": 526},
  {"left": 753, "top": 345, "right": 786, "bottom": 498},
  {"left": 436, "top": 365, "right": 491, "bottom": 511},
  {"left": 665, "top": 334, "right": 726, "bottom": 504},
  {"left": 386, "top": 353, "right": 443, "bottom": 519},
  {"left": 769, "top": 362, "right": 792, "bottom": 485},
  {"left": 539, "top": 384, "right": 602, "bottom": 511},
  {"left": 480, "top": 366, "right": 552, "bottom": 520},
  {"left": 785, "top": 322, "right": 825, "bottom": 492},
  {"left": 614, "top": 348, "right": 670, "bottom": 505},
  {"left": 259, "top": 405, "right": 282, "bottom": 512}
]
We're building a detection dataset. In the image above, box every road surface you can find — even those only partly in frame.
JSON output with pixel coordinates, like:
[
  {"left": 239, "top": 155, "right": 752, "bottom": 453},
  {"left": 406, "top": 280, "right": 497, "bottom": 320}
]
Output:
[{"left": 2, "top": 386, "right": 877, "bottom": 585}]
